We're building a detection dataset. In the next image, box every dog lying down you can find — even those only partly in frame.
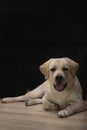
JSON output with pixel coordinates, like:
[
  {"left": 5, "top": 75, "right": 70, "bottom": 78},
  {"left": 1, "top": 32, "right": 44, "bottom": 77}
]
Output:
[{"left": 1, "top": 57, "right": 87, "bottom": 117}]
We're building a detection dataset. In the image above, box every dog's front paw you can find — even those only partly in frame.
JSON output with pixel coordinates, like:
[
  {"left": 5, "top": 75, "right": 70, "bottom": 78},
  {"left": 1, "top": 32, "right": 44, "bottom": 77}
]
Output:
[{"left": 58, "top": 109, "right": 72, "bottom": 118}]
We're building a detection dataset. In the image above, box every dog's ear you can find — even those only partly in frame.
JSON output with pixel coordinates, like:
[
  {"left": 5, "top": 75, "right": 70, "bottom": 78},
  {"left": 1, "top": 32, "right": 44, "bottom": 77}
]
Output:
[
  {"left": 39, "top": 59, "right": 53, "bottom": 79},
  {"left": 65, "top": 58, "right": 79, "bottom": 77}
]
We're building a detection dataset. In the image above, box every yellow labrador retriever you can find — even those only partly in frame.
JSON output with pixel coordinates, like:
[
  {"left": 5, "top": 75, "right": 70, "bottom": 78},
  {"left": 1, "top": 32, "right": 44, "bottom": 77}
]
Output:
[{"left": 1, "top": 57, "right": 87, "bottom": 117}]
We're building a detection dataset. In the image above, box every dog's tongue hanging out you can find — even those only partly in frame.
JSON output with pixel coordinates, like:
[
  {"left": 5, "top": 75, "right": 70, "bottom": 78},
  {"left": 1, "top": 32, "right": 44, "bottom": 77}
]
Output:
[{"left": 54, "top": 84, "right": 64, "bottom": 91}]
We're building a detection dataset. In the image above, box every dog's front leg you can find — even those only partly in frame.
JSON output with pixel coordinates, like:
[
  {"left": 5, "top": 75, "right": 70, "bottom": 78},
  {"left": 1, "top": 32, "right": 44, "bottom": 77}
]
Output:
[
  {"left": 58, "top": 101, "right": 87, "bottom": 118},
  {"left": 42, "top": 96, "right": 59, "bottom": 111}
]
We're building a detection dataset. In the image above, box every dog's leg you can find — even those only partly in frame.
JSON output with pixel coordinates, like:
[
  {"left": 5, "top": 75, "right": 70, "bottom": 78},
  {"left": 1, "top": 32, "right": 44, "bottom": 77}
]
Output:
[
  {"left": 1, "top": 95, "right": 25, "bottom": 103},
  {"left": 42, "top": 96, "right": 59, "bottom": 111},
  {"left": 1, "top": 81, "right": 46, "bottom": 103},
  {"left": 58, "top": 101, "right": 87, "bottom": 118},
  {"left": 1, "top": 89, "right": 43, "bottom": 103},
  {"left": 25, "top": 98, "right": 42, "bottom": 106}
]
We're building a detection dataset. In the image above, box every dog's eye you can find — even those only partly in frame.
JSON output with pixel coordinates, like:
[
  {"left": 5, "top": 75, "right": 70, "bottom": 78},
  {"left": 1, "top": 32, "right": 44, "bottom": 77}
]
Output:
[
  {"left": 63, "top": 67, "right": 68, "bottom": 71},
  {"left": 50, "top": 67, "right": 56, "bottom": 72}
]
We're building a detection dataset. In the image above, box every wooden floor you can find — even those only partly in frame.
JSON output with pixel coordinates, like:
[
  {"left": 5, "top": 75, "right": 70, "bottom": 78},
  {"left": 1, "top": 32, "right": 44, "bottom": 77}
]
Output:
[{"left": 0, "top": 102, "right": 87, "bottom": 130}]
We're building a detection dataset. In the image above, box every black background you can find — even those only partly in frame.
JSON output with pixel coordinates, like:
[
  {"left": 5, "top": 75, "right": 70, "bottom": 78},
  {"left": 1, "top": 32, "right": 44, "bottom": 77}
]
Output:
[{"left": 0, "top": 2, "right": 87, "bottom": 100}]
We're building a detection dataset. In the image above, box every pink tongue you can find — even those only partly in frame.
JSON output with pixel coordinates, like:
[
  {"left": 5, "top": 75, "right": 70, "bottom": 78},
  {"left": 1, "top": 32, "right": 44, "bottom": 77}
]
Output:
[{"left": 55, "top": 84, "right": 64, "bottom": 91}]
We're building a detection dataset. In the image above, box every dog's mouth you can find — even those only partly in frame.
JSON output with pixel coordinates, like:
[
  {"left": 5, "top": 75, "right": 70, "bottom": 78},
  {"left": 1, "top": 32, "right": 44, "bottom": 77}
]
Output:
[{"left": 54, "top": 82, "right": 67, "bottom": 91}]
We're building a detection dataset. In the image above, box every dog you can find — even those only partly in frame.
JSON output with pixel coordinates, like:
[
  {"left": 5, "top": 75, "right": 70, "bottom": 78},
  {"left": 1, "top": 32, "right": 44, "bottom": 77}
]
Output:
[{"left": 1, "top": 57, "right": 87, "bottom": 117}]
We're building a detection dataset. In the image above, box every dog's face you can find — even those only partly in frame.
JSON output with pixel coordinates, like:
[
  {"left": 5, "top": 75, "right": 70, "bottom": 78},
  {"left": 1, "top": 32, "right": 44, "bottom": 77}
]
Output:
[{"left": 40, "top": 58, "right": 79, "bottom": 91}]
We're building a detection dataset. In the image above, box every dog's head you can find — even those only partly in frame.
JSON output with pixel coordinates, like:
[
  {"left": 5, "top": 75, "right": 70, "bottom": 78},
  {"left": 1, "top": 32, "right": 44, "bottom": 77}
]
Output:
[{"left": 40, "top": 57, "right": 79, "bottom": 91}]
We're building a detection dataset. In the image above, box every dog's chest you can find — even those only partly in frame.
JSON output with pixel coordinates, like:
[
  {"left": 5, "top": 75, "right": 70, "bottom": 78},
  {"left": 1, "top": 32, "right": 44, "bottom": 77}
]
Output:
[{"left": 47, "top": 90, "right": 68, "bottom": 108}]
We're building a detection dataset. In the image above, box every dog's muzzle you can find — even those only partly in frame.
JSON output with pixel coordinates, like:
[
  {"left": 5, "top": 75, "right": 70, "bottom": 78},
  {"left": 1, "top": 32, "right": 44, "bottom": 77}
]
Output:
[{"left": 54, "top": 75, "right": 67, "bottom": 91}]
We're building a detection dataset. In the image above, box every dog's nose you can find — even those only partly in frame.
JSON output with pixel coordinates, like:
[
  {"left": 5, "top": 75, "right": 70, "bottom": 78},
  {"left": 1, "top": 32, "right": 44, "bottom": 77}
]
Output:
[{"left": 55, "top": 75, "right": 63, "bottom": 84}]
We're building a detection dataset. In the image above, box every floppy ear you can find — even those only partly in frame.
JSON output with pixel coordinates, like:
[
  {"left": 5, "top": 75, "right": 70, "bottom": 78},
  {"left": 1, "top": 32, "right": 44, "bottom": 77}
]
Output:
[
  {"left": 65, "top": 58, "right": 79, "bottom": 77},
  {"left": 39, "top": 59, "right": 53, "bottom": 79}
]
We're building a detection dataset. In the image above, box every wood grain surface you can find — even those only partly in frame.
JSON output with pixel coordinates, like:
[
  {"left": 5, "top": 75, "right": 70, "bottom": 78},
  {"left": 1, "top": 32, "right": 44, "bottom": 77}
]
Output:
[{"left": 0, "top": 102, "right": 87, "bottom": 130}]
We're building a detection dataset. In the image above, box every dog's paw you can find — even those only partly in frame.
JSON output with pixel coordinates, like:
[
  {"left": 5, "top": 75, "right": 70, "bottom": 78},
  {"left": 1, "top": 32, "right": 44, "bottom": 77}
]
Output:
[
  {"left": 57, "top": 109, "right": 71, "bottom": 118},
  {"left": 25, "top": 99, "right": 35, "bottom": 106}
]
